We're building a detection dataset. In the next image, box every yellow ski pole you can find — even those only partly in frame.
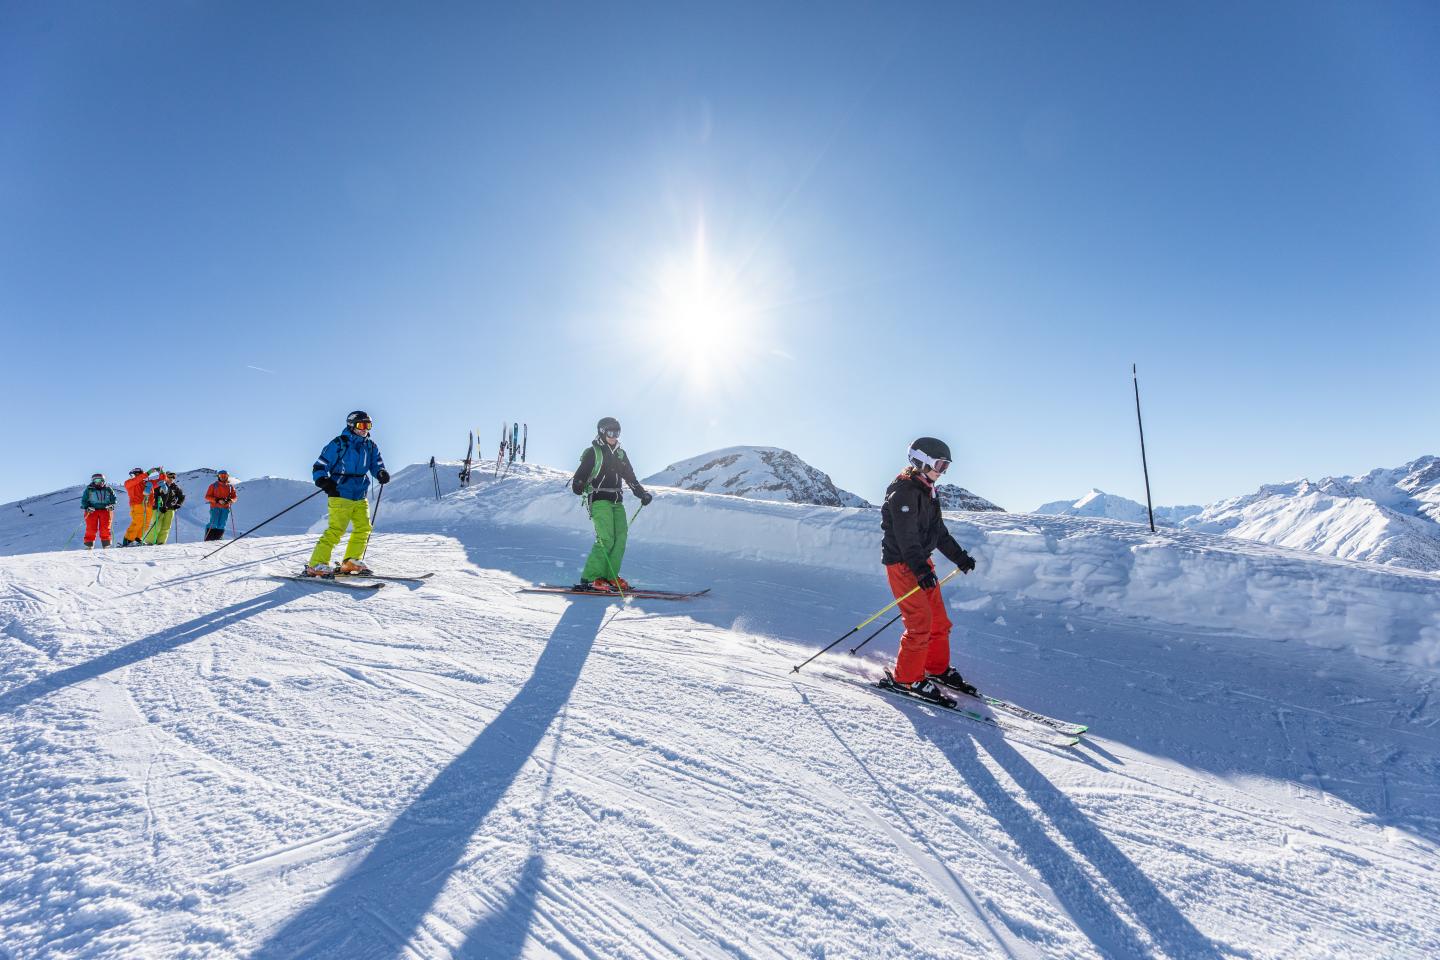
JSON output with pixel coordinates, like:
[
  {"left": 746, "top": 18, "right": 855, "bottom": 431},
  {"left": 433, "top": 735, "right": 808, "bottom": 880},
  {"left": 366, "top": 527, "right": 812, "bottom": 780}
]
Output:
[{"left": 790, "top": 567, "right": 963, "bottom": 674}]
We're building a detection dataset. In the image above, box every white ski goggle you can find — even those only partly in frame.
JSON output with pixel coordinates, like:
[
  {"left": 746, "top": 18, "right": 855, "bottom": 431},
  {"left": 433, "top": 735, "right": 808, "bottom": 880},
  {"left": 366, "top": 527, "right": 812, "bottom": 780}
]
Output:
[{"left": 909, "top": 449, "right": 951, "bottom": 475}]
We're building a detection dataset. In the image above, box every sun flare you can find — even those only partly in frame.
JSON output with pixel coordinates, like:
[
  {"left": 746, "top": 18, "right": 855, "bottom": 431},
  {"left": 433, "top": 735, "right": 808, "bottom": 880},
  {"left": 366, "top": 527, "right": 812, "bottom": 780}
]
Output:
[{"left": 647, "top": 224, "right": 755, "bottom": 388}]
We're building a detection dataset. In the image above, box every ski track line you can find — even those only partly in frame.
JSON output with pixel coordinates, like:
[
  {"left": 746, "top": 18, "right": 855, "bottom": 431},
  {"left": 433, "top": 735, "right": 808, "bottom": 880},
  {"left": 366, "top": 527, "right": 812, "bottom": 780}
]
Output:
[
  {"left": 795, "top": 689, "right": 1053, "bottom": 960},
  {"left": 1066, "top": 740, "right": 1440, "bottom": 878}
]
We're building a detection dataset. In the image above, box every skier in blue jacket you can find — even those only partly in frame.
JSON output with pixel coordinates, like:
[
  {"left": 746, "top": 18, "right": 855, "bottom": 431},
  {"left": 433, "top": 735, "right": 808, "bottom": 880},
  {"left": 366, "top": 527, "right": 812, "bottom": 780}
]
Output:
[{"left": 304, "top": 410, "right": 390, "bottom": 577}]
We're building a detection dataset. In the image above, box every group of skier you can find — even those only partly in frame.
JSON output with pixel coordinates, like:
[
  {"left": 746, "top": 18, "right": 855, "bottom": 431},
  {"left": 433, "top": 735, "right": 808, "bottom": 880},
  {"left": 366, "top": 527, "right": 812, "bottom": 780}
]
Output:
[
  {"left": 82, "top": 407, "right": 980, "bottom": 705},
  {"left": 78, "top": 468, "right": 239, "bottom": 549}
]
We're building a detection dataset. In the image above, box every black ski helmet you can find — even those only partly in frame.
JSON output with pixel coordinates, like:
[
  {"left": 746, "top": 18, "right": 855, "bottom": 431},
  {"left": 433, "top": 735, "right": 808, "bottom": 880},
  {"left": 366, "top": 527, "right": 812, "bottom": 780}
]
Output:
[
  {"left": 347, "top": 410, "right": 372, "bottom": 429},
  {"left": 597, "top": 416, "right": 621, "bottom": 439},
  {"left": 130, "top": 467, "right": 144, "bottom": 477},
  {"left": 907, "top": 437, "right": 952, "bottom": 474}
]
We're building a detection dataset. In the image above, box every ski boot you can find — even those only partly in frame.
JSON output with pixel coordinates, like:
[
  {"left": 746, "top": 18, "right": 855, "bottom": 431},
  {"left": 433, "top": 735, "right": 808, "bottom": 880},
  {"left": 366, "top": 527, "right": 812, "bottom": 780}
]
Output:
[
  {"left": 303, "top": 563, "right": 334, "bottom": 578},
  {"left": 589, "top": 579, "right": 619, "bottom": 592},
  {"left": 335, "top": 559, "right": 373, "bottom": 577},
  {"left": 882, "top": 670, "right": 957, "bottom": 708},
  {"left": 609, "top": 576, "right": 633, "bottom": 592},
  {"left": 84, "top": 543, "right": 93, "bottom": 551},
  {"left": 926, "top": 667, "right": 978, "bottom": 697}
]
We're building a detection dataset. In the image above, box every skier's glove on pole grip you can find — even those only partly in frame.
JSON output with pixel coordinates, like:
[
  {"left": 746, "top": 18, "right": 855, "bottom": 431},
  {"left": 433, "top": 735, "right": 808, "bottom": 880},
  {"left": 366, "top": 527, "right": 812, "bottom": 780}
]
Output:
[
  {"left": 377, "top": 469, "right": 390, "bottom": 485},
  {"left": 639, "top": 490, "right": 653, "bottom": 506},
  {"left": 956, "top": 551, "right": 977, "bottom": 574},
  {"left": 917, "top": 570, "right": 939, "bottom": 591},
  {"left": 316, "top": 477, "right": 340, "bottom": 497}
]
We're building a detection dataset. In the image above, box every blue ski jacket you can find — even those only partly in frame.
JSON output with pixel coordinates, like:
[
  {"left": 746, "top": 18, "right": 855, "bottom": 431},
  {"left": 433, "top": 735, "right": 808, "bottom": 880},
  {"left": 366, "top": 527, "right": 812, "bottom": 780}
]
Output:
[{"left": 313, "top": 427, "right": 386, "bottom": 501}]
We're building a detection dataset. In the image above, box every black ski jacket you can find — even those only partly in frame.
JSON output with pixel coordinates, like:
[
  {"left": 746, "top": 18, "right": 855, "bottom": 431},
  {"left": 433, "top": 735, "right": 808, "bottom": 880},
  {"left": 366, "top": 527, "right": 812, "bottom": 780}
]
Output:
[
  {"left": 571, "top": 441, "right": 648, "bottom": 503},
  {"left": 880, "top": 470, "right": 972, "bottom": 575},
  {"left": 156, "top": 482, "right": 185, "bottom": 513}
]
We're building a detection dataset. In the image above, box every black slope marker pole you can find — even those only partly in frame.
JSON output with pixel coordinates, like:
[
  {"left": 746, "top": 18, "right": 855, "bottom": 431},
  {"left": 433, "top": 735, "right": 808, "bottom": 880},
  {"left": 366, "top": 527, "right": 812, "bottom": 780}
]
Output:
[{"left": 1132, "top": 363, "right": 1157, "bottom": 534}]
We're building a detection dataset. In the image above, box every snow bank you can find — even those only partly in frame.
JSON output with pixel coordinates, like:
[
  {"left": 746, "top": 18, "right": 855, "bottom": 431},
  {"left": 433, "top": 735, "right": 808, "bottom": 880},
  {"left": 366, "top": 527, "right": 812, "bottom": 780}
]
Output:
[{"left": 386, "top": 470, "right": 1440, "bottom": 669}]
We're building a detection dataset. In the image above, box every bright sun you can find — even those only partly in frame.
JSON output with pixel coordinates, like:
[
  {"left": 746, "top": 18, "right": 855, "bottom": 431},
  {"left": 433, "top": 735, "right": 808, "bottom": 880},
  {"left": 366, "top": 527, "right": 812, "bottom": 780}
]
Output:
[{"left": 648, "top": 224, "right": 754, "bottom": 388}]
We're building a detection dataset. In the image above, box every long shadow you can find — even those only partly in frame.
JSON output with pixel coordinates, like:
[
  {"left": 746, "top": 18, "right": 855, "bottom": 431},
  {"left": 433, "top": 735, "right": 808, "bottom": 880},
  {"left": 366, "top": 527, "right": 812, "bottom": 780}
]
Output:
[
  {"left": 455, "top": 853, "right": 545, "bottom": 959},
  {"left": 253, "top": 600, "right": 606, "bottom": 960},
  {"left": 912, "top": 715, "right": 1221, "bottom": 959},
  {"left": 0, "top": 587, "right": 297, "bottom": 714},
  {"left": 385, "top": 513, "right": 1440, "bottom": 846}
]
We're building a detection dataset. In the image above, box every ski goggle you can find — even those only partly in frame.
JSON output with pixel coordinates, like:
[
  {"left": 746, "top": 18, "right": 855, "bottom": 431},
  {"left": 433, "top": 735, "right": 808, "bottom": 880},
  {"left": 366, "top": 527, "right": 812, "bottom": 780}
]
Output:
[
  {"left": 166, "top": 473, "right": 177, "bottom": 479},
  {"left": 909, "top": 449, "right": 951, "bottom": 475},
  {"left": 218, "top": 472, "right": 229, "bottom": 478},
  {"left": 601, "top": 428, "right": 620, "bottom": 439},
  {"left": 353, "top": 420, "right": 372, "bottom": 430},
  {"left": 91, "top": 474, "right": 105, "bottom": 483}
]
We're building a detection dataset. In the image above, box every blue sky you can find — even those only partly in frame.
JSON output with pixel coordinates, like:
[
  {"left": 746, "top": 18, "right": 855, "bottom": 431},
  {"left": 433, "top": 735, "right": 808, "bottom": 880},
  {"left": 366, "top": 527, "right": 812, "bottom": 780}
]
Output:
[{"left": 3, "top": 1, "right": 1438, "bottom": 510}]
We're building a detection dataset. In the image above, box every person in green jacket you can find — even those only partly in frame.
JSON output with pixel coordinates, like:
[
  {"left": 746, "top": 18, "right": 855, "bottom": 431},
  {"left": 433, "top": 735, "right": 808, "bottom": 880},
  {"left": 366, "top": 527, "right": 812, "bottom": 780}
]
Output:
[{"left": 570, "top": 416, "right": 653, "bottom": 591}]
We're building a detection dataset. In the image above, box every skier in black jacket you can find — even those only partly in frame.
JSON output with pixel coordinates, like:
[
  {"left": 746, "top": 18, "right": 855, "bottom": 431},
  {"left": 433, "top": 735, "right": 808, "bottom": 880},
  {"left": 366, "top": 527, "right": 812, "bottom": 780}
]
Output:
[
  {"left": 570, "top": 416, "right": 653, "bottom": 591},
  {"left": 878, "top": 437, "right": 978, "bottom": 705}
]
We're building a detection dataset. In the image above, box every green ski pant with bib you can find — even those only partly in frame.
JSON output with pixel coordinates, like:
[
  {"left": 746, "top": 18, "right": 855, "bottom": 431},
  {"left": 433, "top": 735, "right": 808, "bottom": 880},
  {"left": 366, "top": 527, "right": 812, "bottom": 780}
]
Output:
[
  {"left": 145, "top": 510, "right": 175, "bottom": 545},
  {"left": 581, "top": 500, "right": 629, "bottom": 583}
]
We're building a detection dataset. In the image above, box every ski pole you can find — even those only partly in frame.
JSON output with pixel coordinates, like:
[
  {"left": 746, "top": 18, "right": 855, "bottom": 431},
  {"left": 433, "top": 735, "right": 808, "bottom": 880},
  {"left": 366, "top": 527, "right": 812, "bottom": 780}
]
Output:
[
  {"left": 204, "top": 489, "right": 324, "bottom": 560},
  {"left": 790, "top": 568, "right": 963, "bottom": 674},
  {"left": 360, "top": 483, "right": 384, "bottom": 561},
  {"left": 848, "top": 612, "right": 902, "bottom": 655}
]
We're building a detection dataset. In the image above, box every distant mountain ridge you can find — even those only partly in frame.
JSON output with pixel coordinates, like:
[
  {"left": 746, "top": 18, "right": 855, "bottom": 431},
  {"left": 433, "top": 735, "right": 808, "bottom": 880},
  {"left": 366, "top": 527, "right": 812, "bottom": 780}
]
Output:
[
  {"left": 1035, "top": 490, "right": 1200, "bottom": 527},
  {"left": 1180, "top": 455, "right": 1440, "bottom": 571},
  {"left": 937, "top": 484, "right": 1004, "bottom": 512},
  {"left": 1036, "top": 456, "right": 1440, "bottom": 572},
  {"left": 643, "top": 446, "right": 870, "bottom": 508}
]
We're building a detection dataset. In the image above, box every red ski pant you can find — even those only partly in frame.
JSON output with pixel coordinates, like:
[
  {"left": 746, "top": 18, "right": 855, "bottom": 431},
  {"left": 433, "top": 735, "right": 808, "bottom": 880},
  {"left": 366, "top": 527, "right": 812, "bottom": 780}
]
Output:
[
  {"left": 887, "top": 560, "right": 952, "bottom": 684},
  {"left": 84, "top": 510, "right": 113, "bottom": 545}
]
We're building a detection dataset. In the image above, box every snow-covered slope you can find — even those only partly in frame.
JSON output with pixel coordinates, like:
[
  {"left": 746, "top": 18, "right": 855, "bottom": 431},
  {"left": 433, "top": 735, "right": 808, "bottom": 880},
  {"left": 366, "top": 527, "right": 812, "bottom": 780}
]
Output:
[
  {"left": 1035, "top": 490, "right": 1201, "bottom": 527},
  {"left": 937, "top": 483, "right": 1005, "bottom": 512},
  {"left": 4, "top": 469, "right": 1440, "bottom": 957},
  {"left": 0, "top": 470, "right": 323, "bottom": 555},
  {"left": 643, "top": 446, "right": 870, "bottom": 508},
  {"left": 1181, "top": 456, "right": 1440, "bottom": 571}
]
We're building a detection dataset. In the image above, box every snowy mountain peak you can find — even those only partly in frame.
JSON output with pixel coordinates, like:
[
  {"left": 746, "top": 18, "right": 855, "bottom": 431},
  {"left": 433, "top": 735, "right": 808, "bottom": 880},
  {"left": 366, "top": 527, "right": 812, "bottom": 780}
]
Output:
[
  {"left": 1034, "top": 490, "right": 1201, "bottom": 528},
  {"left": 935, "top": 483, "right": 1005, "bottom": 512},
  {"left": 643, "top": 446, "right": 870, "bottom": 508}
]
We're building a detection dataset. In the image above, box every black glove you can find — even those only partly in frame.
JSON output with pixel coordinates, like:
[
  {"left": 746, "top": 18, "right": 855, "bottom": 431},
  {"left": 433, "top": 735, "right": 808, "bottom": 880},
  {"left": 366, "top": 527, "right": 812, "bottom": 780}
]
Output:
[
  {"left": 916, "top": 569, "right": 939, "bottom": 591},
  {"left": 377, "top": 469, "right": 391, "bottom": 485},
  {"left": 316, "top": 477, "right": 339, "bottom": 497},
  {"left": 571, "top": 479, "right": 585, "bottom": 496},
  {"left": 639, "top": 490, "right": 653, "bottom": 506},
  {"left": 955, "top": 550, "right": 977, "bottom": 574}
]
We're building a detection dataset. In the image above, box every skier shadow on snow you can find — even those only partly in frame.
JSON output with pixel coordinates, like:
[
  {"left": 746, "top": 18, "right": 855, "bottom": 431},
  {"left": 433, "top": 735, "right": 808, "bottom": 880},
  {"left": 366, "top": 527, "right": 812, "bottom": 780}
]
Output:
[
  {"left": 252, "top": 599, "right": 606, "bottom": 960},
  {"left": 0, "top": 587, "right": 299, "bottom": 715},
  {"left": 911, "top": 716, "right": 1223, "bottom": 960}
]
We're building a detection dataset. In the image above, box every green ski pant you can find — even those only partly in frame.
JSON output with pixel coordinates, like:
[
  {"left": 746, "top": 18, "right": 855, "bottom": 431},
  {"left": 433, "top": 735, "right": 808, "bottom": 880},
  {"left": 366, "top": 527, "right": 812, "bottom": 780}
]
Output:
[
  {"left": 581, "top": 499, "right": 629, "bottom": 583},
  {"left": 309, "top": 496, "right": 372, "bottom": 567},
  {"left": 145, "top": 509, "right": 175, "bottom": 545}
]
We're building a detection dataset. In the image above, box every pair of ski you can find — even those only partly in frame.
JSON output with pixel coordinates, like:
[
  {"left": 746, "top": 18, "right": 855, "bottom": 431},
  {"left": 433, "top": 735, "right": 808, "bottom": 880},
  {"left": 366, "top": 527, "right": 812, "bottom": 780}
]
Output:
[
  {"left": 272, "top": 572, "right": 435, "bottom": 591},
  {"left": 519, "top": 584, "right": 711, "bottom": 602},
  {"left": 847, "top": 672, "right": 1088, "bottom": 747}
]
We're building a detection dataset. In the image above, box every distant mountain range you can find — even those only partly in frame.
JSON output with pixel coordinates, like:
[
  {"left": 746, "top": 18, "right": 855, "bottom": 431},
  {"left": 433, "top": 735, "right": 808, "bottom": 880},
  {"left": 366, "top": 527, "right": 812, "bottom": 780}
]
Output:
[
  {"left": 1034, "top": 490, "right": 1201, "bottom": 527},
  {"left": 1035, "top": 455, "right": 1440, "bottom": 572}
]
